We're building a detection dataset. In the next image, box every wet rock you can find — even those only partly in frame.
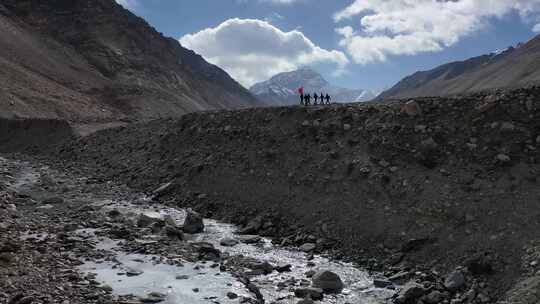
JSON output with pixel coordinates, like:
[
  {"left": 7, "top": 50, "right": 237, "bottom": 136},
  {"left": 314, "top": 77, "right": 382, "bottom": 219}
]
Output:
[
  {"left": 238, "top": 235, "right": 261, "bottom": 244},
  {"left": 137, "top": 214, "right": 161, "bottom": 228},
  {"left": 275, "top": 264, "right": 292, "bottom": 273},
  {"left": 312, "top": 270, "right": 344, "bottom": 293},
  {"left": 183, "top": 209, "right": 204, "bottom": 233},
  {"left": 395, "top": 282, "right": 426, "bottom": 303},
  {"left": 294, "top": 287, "right": 324, "bottom": 300},
  {"left": 444, "top": 270, "right": 465, "bottom": 291},
  {"left": 239, "top": 216, "right": 263, "bottom": 234},
  {"left": 125, "top": 267, "right": 143, "bottom": 277},
  {"left": 373, "top": 278, "right": 394, "bottom": 289},
  {"left": 220, "top": 238, "right": 239, "bottom": 247},
  {"left": 227, "top": 292, "right": 238, "bottom": 299},
  {"left": 195, "top": 242, "right": 221, "bottom": 260},
  {"left": 164, "top": 225, "right": 183, "bottom": 240},
  {"left": 175, "top": 275, "right": 189, "bottom": 280},
  {"left": 299, "top": 243, "right": 316, "bottom": 252},
  {"left": 140, "top": 292, "right": 167, "bottom": 303}
]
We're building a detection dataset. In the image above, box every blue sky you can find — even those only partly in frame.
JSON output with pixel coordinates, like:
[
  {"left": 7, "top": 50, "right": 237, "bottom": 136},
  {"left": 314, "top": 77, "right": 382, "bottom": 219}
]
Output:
[{"left": 118, "top": 0, "right": 540, "bottom": 92}]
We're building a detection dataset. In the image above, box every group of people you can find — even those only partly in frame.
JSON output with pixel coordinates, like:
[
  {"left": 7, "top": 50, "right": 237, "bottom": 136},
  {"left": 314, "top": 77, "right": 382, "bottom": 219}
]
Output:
[{"left": 298, "top": 87, "right": 331, "bottom": 106}]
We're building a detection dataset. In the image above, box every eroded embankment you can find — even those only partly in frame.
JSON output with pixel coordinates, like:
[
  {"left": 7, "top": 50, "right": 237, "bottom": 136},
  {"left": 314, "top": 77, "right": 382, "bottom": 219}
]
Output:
[{"left": 33, "top": 87, "right": 540, "bottom": 302}]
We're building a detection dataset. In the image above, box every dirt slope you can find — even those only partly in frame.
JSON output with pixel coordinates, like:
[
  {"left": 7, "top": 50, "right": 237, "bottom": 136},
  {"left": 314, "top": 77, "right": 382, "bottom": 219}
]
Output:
[
  {"left": 0, "top": 0, "right": 259, "bottom": 122},
  {"left": 379, "top": 35, "right": 540, "bottom": 100},
  {"left": 48, "top": 86, "right": 540, "bottom": 303}
]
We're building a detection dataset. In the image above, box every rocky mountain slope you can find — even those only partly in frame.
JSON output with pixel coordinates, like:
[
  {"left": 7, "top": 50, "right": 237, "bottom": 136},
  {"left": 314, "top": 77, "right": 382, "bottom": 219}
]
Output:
[
  {"left": 250, "top": 67, "right": 375, "bottom": 105},
  {"left": 30, "top": 86, "right": 539, "bottom": 303},
  {"left": 0, "top": 0, "right": 259, "bottom": 122},
  {"left": 379, "top": 35, "right": 540, "bottom": 99}
]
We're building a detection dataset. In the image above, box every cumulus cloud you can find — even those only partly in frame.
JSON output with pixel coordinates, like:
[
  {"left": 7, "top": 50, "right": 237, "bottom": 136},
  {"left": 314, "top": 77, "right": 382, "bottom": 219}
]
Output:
[
  {"left": 334, "top": 0, "right": 540, "bottom": 64},
  {"left": 180, "top": 18, "right": 349, "bottom": 87}
]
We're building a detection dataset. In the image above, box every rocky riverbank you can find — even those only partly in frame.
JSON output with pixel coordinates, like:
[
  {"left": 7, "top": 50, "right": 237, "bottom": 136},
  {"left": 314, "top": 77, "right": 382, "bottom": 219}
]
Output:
[{"left": 3, "top": 86, "right": 540, "bottom": 303}]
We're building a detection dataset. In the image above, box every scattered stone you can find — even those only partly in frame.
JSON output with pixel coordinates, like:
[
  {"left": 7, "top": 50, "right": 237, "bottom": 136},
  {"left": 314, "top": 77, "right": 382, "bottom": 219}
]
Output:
[
  {"left": 395, "top": 282, "right": 426, "bottom": 303},
  {"left": 402, "top": 100, "right": 422, "bottom": 116},
  {"left": 175, "top": 275, "right": 189, "bottom": 280},
  {"left": 238, "top": 235, "right": 261, "bottom": 244},
  {"left": 275, "top": 264, "right": 292, "bottom": 273},
  {"left": 373, "top": 278, "right": 394, "bottom": 289},
  {"left": 183, "top": 209, "right": 204, "bottom": 233},
  {"left": 294, "top": 287, "right": 324, "bottom": 300},
  {"left": 227, "top": 292, "right": 238, "bottom": 299},
  {"left": 312, "top": 270, "right": 344, "bottom": 293},
  {"left": 125, "top": 267, "right": 143, "bottom": 277},
  {"left": 299, "top": 243, "right": 316, "bottom": 252},
  {"left": 239, "top": 216, "right": 263, "bottom": 234},
  {"left": 137, "top": 213, "right": 161, "bottom": 228},
  {"left": 444, "top": 270, "right": 465, "bottom": 291},
  {"left": 220, "top": 238, "right": 239, "bottom": 247},
  {"left": 423, "top": 290, "right": 445, "bottom": 304}
]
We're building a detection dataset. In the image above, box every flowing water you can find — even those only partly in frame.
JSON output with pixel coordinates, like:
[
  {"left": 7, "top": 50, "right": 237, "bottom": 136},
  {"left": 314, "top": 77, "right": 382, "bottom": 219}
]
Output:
[
  {"left": 3, "top": 157, "right": 393, "bottom": 304},
  {"left": 78, "top": 200, "right": 393, "bottom": 304}
]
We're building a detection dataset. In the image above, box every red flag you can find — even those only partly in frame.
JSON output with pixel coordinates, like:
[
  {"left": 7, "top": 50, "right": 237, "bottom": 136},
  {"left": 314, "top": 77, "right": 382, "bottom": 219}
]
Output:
[{"left": 298, "top": 86, "right": 304, "bottom": 95}]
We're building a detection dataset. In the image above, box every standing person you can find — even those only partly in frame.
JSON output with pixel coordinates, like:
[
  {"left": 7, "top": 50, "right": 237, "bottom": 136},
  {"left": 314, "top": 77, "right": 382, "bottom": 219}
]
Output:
[
  {"left": 320, "top": 93, "right": 324, "bottom": 105},
  {"left": 325, "top": 93, "right": 331, "bottom": 105},
  {"left": 305, "top": 93, "right": 311, "bottom": 106},
  {"left": 313, "top": 93, "right": 319, "bottom": 105},
  {"left": 298, "top": 87, "right": 304, "bottom": 105}
]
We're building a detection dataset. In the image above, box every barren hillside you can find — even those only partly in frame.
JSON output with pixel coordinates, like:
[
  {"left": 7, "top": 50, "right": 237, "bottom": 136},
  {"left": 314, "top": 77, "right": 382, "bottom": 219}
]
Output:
[
  {"left": 0, "top": 0, "right": 259, "bottom": 122},
  {"left": 379, "top": 35, "right": 540, "bottom": 100}
]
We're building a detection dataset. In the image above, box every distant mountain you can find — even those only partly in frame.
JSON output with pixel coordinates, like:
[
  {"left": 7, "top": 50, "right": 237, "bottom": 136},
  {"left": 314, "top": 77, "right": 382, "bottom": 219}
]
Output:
[
  {"left": 0, "top": 0, "right": 260, "bottom": 121},
  {"left": 379, "top": 34, "right": 540, "bottom": 100},
  {"left": 250, "top": 67, "right": 375, "bottom": 105}
]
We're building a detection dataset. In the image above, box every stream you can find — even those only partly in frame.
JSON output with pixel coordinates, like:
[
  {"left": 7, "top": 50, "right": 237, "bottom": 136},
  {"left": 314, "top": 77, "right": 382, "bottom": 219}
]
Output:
[{"left": 3, "top": 156, "right": 394, "bottom": 304}]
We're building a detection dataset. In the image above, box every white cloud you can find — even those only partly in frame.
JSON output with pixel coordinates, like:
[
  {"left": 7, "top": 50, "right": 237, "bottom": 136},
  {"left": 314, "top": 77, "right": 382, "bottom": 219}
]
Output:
[
  {"left": 334, "top": 0, "right": 540, "bottom": 64},
  {"left": 180, "top": 18, "right": 349, "bottom": 87},
  {"left": 534, "top": 23, "right": 540, "bottom": 32}
]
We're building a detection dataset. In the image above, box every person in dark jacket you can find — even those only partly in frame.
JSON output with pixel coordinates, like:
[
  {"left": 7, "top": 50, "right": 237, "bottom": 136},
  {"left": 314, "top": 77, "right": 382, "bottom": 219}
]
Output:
[
  {"left": 313, "top": 93, "right": 319, "bottom": 105},
  {"left": 325, "top": 94, "right": 331, "bottom": 105},
  {"left": 305, "top": 93, "right": 311, "bottom": 106},
  {"left": 320, "top": 93, "right": 324, "bottom": 105},
  {"left": 300, "top": 93, "right": 304, "bottom": 105}
]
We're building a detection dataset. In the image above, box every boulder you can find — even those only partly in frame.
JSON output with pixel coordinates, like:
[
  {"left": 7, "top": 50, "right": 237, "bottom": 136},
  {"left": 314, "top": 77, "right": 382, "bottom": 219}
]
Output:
[
  {"left": 183, "top": 209, "right": 204, "bottom": 233},
  {"left": 444, "top": 270, "right": 465, "bottom": 291},
  {"left": 373, "top": 278, "right": 394, "bottom": 289},
  {"left": 395, "top": 282, "right": 426, "bottom": 303},
  {"left": 402, "top": 100, "right": 422, "bottom": 116},
  {"left": 237, "top": 235, "right": 262, "bottom": 244},
  {"left": 137, "top": 214, "right": 162, "bottom": 228},
  {"left": 423, "top": 290, "right": 445, "bottom": 304},
  {"left": 275, "top": 264, "right": 292, "bottom": 273},
  {"left": 164, "top": 226, "right": 183, "bottom": 240},
  {"left": 220, "top": 238, "right": 239, "bottom": 247},
  {"left": 312, "top": 270, "right": 344, "bottom": 293},
  {"left": 294, "top": 287, "right": 324, "bottom": 300},
  {"left": 299, "top": 243, "right": 316, "bottom": 252},
  {"left": 239, "top": 216, "right": 263, "bottom": 234}
]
